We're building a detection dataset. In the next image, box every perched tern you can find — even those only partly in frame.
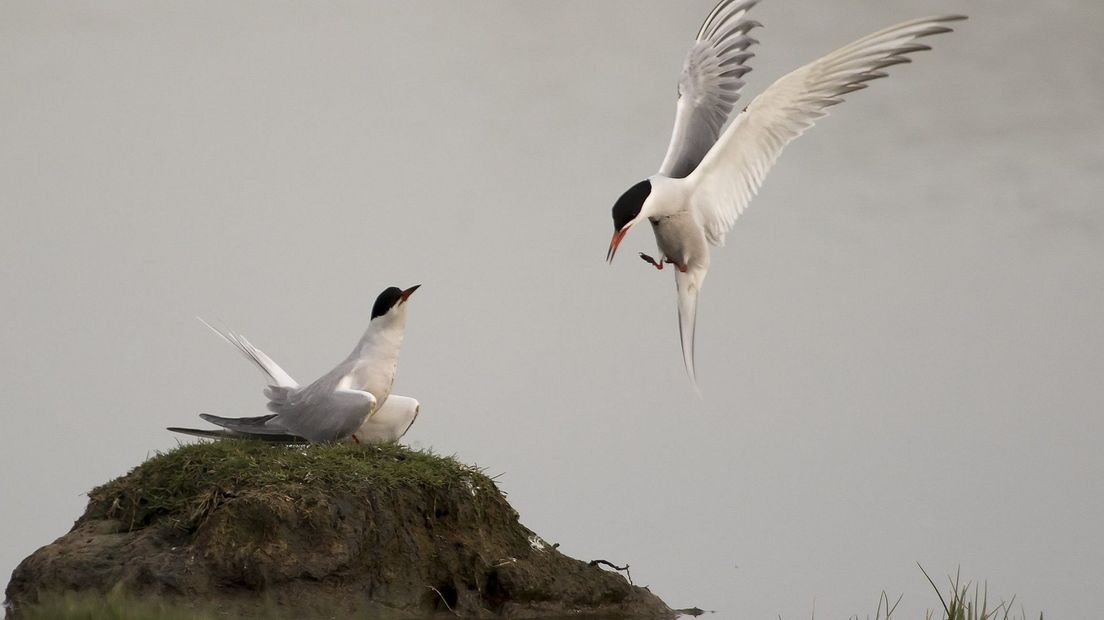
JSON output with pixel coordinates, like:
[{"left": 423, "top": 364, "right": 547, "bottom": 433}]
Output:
[
  {"left": 168, "top": 285, "right": 420, "bottom": 443},
  {"left": 167, "top": 395, "right": 421, "bottom": 444},
  {"left": 606, "top": 0, "right": 965, "bottom": 390}
]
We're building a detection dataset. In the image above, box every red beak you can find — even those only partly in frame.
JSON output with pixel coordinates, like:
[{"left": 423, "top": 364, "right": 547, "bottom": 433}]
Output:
[
  {"left": 607, "top": 227, "right": 629, "bottom": 263},
  {"left": 400, "top": 284, "right": 421, "bottom": 303}
]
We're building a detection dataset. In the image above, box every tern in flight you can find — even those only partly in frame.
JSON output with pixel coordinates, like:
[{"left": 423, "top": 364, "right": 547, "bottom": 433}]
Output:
[
  {"left": 168, "top": 285, "right": 420, "bottom": 443},
  {"left": 605, "top": 0, "right": 964, "bottom": 390}
]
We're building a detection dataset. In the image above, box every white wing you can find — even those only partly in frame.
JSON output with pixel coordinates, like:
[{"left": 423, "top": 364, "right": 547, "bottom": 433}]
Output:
[
  {"left": 659, "top": 0, "right": 762, "bottom": 179},
  {"left": 351, "top": 395, "right": 420, "bottom": 444},
  {"left": 688, "top": 15, "right": 966, "bottom": 246}
]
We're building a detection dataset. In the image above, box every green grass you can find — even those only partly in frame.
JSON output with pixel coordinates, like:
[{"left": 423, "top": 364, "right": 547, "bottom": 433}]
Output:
[
  {"left": 915, "top": 565, "right": 1041, "bottom": 620},
  {"left": 845, "top": 566, "right": 1041, "bottom": 620},
  {"left": 84, "top": 441, "right": 492, "bottom": 532}
]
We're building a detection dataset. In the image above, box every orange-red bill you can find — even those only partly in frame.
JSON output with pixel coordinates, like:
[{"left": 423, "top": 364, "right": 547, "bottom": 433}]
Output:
[
  {"left": 400, "top": 284, "right": 421, "bottom": 302},
  {"left": 607, "top": 228, "right": 628, "bottom": 263}
]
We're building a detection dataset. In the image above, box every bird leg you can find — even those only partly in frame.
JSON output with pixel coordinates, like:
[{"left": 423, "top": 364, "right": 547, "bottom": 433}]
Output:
[
  {"left": 640, "top": 252, "right": 688, "bottom": 272},
  {"left": 638, "top": 252, "right": 664, "bottom": 270},
  {"left": 351, "top": 433, "right": 361, "bottom": 444}
]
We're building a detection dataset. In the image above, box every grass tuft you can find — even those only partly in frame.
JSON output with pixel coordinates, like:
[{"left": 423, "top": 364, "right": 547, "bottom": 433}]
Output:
[
  {"left": 84, "top": 441, "right": 493, "bottom": 532},
  {"left": 916, "top": 564, "right": 1041, "bottom": 620}
]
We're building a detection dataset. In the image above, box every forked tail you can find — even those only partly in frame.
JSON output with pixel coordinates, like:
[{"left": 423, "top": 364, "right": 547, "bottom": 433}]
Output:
[{"left": 675, "top": 268, "right": 704, "bottom": 395}]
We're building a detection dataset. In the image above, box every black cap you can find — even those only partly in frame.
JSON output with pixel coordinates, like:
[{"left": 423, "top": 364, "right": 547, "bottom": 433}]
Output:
[
  {"left": 611, "top": 179, "right": 651, "bottom": 230},
  {"left": 371, "top": 287, "right": 405, "bottom": 319}
]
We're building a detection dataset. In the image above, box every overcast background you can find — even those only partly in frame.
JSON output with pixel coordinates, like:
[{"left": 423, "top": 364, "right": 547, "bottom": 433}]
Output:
[{"left": 2, "top": 1, "right": 1102, "bottom": 618}]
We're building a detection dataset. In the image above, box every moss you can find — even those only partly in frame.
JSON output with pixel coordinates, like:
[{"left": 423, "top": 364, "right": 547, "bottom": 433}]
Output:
[{"left": 84, "top": 441, "right": 492, "bottom": 532}]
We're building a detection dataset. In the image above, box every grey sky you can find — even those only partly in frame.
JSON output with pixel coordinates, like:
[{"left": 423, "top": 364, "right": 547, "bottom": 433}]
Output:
[{"left": 2, "top": 1, "right": 1102, "bottom": 618}]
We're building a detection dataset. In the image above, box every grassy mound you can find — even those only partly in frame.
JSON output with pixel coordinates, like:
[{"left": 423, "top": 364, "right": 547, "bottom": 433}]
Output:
[
  {"left": 83, "top": 441, "right": 487, "bottom": 532},
  {"left": 7, "top": 442, "right": 672, "bottom": 619}
]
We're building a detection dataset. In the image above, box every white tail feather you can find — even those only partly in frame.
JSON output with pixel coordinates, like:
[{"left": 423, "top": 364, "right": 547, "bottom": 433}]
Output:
[
  {"left": 675, "top": 269, "right": 704, "bottom": 395},
  {"left": 197, "top": 317, "right": 299, "bottom": 389}
]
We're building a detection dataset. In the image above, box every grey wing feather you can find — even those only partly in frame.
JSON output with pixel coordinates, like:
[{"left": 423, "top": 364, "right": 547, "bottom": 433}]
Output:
[
  {"left": 265, "top": 358, "right": 353, "bottom": 413},
  {"left": 659, "top": 0, "right": 762, "bottom": 178},
  {"left": 198, "top": 412, "right": 293, "bottom": 435},
  {"left": 268, "top": 388, "right": 377, "bottom": 443},
  {"left": 167, "top": 426, "right": 307, "bottom": 442}
]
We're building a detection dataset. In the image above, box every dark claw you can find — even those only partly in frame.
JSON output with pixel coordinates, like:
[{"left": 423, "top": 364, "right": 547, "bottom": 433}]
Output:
[{"left": 638, "top": 252, "right": 663, "bottom": 270}]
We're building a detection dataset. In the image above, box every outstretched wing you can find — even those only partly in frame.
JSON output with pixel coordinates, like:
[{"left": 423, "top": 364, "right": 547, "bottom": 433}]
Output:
[
  {"left": 659, "top": 0, "right": 762, "bottom": 179},
  {"left": 688, "top": 15, "right": 966, "bottom": 246}
]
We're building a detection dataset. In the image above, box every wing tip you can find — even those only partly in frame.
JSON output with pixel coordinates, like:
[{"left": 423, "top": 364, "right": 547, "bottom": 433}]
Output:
[
  {"left": 698, "top": 0, "right": 764, "bottom": 41},
  {"left": 913, "top": 15, "right": 968, "bottom": 35},
  {"left": 913, "top": 14, "right": 968, "bottom": 25},
  {"left": 166, "top": 426, "right": 224, "bottom": 440}
]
